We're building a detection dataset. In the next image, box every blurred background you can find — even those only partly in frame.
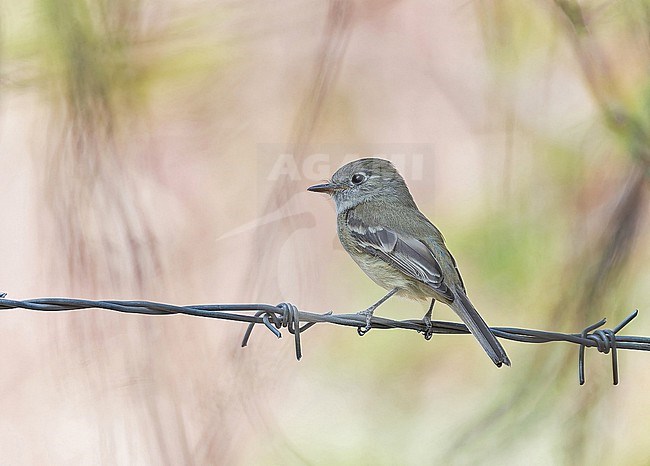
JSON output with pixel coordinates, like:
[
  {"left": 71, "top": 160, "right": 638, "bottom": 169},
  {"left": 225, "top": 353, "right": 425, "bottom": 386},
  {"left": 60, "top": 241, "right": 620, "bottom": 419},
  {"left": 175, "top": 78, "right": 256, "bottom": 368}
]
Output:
[{"left": 1, "top": 0, "right": 649, "bottom": 464}]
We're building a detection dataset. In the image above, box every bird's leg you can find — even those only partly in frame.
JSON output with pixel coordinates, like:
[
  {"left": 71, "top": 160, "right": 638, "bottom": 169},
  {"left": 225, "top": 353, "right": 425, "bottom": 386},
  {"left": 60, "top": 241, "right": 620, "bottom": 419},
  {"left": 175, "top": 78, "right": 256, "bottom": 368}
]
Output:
[
  {"left": 422, "top": 299, "right": 435, "bottom": 340},
  {"left": 357, "top": 288, "right": 399, "bottom": 336}
]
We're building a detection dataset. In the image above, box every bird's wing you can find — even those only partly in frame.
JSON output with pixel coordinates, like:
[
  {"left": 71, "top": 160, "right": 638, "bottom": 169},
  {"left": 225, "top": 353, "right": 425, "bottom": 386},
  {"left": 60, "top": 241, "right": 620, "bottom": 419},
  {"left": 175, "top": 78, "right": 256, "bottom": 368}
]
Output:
[{"left": 347, "top": 211, "right": 454, "bottom": 301}]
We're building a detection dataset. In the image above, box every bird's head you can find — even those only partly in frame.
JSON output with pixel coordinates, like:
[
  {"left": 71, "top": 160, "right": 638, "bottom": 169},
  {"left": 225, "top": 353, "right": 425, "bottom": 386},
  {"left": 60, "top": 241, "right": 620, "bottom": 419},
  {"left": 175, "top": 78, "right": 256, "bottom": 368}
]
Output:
[{"left": 308, "top": 158, "right": 415, "bottom": 213}]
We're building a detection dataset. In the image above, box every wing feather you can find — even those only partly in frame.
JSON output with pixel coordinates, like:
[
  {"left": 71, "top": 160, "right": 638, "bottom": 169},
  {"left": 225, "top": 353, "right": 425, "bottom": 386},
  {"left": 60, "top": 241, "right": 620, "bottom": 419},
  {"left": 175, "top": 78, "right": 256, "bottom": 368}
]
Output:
[{"left": 347, "top": 212, "right": 454, "bottom": 301}]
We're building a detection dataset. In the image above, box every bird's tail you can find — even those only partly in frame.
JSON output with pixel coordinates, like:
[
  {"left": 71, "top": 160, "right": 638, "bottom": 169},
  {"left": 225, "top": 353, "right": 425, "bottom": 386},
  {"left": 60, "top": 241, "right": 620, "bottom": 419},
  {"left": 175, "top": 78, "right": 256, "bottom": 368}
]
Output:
[{"left": 450, "top": 288, "right": 510, "bottom": 367}]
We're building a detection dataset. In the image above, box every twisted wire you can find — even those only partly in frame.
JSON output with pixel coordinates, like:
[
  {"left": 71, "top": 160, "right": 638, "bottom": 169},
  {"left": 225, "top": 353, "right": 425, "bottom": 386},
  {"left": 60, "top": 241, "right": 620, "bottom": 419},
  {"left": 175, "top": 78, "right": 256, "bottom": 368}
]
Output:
[{"left": 0, "top": 294, "right": 647, "bottom": 384}]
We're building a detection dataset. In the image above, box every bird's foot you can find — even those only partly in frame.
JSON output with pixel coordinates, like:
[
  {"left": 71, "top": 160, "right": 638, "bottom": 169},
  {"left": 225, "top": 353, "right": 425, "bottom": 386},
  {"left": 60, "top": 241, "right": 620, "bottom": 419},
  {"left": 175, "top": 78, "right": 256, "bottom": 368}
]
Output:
[
  {"left": 356, "top": 308, "right": 374, "bottom": 336},
  {"left": 422, "top": 314, "right": 434, "bottom": 341}
]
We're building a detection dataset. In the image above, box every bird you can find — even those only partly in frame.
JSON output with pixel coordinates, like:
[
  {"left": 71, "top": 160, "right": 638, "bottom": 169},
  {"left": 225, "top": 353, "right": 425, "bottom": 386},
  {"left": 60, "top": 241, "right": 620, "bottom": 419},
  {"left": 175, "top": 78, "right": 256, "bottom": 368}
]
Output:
[{"left": 307, "top": 157, "right": 510, "bottom": 367}]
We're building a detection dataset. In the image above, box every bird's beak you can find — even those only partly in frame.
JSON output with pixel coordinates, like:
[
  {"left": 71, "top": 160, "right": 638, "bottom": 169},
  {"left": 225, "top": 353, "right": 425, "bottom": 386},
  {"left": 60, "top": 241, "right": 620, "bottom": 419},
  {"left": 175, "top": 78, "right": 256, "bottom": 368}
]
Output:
[{"left": 307, "top": 182, "right": 337, "bottom": 194}]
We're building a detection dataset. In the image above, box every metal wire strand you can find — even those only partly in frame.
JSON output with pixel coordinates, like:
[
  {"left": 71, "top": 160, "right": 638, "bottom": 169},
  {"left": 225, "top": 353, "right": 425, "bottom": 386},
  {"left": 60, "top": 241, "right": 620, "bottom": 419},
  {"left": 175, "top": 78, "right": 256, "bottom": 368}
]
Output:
[
  {"left": 0, "top": 294, "right": 647, "bottom": 384},
  {"left": 577, "top": 310, "right": 638, "bottom": 385}
]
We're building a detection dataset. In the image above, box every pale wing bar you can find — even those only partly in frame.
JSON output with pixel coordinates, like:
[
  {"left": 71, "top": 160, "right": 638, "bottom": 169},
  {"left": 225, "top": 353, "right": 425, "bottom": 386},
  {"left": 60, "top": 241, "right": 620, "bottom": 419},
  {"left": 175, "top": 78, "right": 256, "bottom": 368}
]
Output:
[{"left": 347, "top": 213, "right": 454, "bottom": 301}]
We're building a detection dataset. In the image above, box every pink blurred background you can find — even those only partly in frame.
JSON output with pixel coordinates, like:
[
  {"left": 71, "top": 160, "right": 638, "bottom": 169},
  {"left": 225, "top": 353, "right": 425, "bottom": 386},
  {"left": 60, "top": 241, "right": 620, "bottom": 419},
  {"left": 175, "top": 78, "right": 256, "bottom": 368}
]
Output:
[{"left": 1, "top": 0, "right": 649, "bottom": 464}]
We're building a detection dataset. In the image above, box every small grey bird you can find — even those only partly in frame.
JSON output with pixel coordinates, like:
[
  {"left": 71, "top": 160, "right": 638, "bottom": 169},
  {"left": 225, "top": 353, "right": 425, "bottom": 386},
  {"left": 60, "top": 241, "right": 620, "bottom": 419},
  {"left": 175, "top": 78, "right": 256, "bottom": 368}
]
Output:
[{"left": 308, "top": 158, "right": 510, "bottom": 367}]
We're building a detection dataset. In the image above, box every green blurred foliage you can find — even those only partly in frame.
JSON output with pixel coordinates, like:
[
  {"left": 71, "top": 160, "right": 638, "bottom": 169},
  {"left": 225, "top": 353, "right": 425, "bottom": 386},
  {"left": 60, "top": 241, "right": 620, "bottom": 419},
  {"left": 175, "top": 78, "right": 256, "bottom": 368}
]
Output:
[{"left": 1, "top": 0, "right": 649, "bottom": 465}]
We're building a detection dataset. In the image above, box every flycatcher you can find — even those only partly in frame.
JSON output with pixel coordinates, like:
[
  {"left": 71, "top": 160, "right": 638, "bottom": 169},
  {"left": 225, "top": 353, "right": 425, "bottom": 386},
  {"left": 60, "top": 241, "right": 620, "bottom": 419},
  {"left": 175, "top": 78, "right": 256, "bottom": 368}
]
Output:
[{"left": 308, "top": 158, "right": 510, "bottom": 367}]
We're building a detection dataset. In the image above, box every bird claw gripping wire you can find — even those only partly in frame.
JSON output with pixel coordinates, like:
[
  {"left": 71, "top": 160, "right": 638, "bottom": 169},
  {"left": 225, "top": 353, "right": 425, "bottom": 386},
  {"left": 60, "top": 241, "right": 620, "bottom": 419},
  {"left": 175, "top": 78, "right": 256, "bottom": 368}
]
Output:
[
  {"left": 240, "top": 302, "right": 331, "bottom": 360},
  {"left": 578, "top": 310, "right": 638, "bottom": 385}
]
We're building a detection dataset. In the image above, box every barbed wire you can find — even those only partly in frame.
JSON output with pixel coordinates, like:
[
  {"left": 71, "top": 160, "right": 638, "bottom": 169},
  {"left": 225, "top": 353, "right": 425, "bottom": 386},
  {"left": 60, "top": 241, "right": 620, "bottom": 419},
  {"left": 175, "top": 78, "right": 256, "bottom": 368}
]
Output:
[{"left": 0, "top": 292, "right": 647, "bottom": 385}]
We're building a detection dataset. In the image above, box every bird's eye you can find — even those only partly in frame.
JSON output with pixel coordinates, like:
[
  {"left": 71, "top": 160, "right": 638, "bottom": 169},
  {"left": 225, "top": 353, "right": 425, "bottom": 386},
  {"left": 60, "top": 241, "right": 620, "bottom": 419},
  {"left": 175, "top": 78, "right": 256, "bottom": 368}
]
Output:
[{"left": 351, "top": 173, "right": 366, "bottom": 185}]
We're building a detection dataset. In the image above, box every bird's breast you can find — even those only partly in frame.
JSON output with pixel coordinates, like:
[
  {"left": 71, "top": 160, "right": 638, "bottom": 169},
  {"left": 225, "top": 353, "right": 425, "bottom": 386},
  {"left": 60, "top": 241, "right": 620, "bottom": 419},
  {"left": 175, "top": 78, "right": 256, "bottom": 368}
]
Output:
[{"left": 336, "top": 217, "right": 434, "bottom": 301}]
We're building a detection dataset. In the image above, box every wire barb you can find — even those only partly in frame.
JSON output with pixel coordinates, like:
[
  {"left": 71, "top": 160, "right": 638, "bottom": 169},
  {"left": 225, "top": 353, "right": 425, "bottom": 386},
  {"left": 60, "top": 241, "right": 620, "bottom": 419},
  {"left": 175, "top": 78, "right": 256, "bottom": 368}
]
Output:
[
  {"left": 0, "top": 295, "right": 647, "bottom": 384},
  {"left": 578, "top": 310, "right": 638, "bottom": 385},
  {"left": 241, "top": 302, "right": 308, "bottom": 360}
]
